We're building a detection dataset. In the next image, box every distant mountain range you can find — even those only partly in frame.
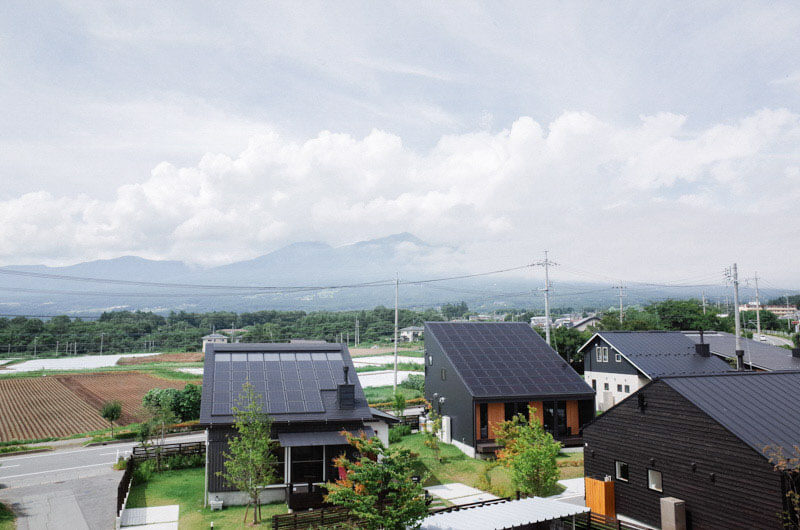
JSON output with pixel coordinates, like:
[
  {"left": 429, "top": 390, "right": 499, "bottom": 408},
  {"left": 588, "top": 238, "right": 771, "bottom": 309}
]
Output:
[{"left": 0, "top": 233, "right": 778, "bottom": 316}]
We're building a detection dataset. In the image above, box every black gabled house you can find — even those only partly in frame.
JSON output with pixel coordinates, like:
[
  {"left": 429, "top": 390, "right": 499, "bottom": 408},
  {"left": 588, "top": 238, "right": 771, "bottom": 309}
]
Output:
[
  {"left": 424, "top": 322, "right": 595, "bottom": 457},
  {"left": 199, "top": 342, "right": 397, "bottom": 507},
  {"left": 584, "top": 371, "right": 800, "bottom": 529}
]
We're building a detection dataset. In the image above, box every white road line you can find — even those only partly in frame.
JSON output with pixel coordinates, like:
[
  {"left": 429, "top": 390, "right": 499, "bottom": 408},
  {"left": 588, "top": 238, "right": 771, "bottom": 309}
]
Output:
[
  {"left": 0, "top": 464, "right": 19, "bottom": 468},
  {"left": 0, "top": 461, "right": 115, "bottom": 480}
]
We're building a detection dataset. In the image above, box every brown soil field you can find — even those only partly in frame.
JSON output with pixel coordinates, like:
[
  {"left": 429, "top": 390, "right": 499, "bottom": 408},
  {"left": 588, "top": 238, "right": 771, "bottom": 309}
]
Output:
[
  {"left": 117, "top": 352, "right": 204, "bottom": 365},
  {"left": 56, "top": 372, "right": 199, "bottom": 424},
  {"left": 0, "top": 377, "right": 108, "bottom": 442},
  {"left": 350, "top": 346, "right": 419, "bottom": 357}
]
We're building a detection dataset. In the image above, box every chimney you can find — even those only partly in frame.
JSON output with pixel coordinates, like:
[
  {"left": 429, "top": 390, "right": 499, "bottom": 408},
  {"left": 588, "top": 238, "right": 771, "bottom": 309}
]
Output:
[
  {"left": 792, "top": 348, "right": 800, "bottom": 358},
  {"left": 694, "top": 330, "right": 710, "bottom": 356},
  {"left": 736, "top": 349, "right": 745, "bottom": 371},
  {"left": 338, "top": 365, "right": 355, "bottom": 410}
]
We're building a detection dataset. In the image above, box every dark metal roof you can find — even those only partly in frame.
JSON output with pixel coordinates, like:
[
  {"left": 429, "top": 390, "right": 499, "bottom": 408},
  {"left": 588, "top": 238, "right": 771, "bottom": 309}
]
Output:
[
  {"left": 425, "top": 322, "right": 594, "bottom": 400},
  {"left": 277, "top": 427, "right": 375, "bottom": 447},
  {"left": 199, "top": 342, "right": 373, "bottom": 426},
  {"left": 662, "top": 371, "right": 800, "bottom": 462},
  {"left": 684, "top": 331, "right": 800, "bottom": 371},
  {"left": 369, "top": 407, "right": 401, "bottom": 423},
  {"left": 586, "top": 331, "right": 732, "bottom": 378}
]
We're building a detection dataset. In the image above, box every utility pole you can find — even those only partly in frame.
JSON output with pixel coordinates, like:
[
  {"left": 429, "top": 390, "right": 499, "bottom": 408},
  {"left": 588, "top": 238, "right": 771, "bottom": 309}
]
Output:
[
  {"left": 543, "top": 251, "right": 552, "bottom": 346},
  {"left": 753, "top": 272, "right": 761, "bottom": 336},
  {"left": 618, "top": 283, "right": 626, "bottom": 324},
  {"left": 355, "top": 317, "right": 360, "bottom": 346},
  {"left": 787, "top": 294, "right": 792, "bottom": 332},
  {"left": 393, "top": 273, "right": 399, "bottom": 395},
  {"left": 33, "top": 337, "right": 37, "bottom": 357},
  {"left": 725, "top": 264, "right": 745, "bottom": 370},
  {"left": 701, "top": 291, "right": 707, "bottom": 315},
  {"left": 99, "top": 333, "right": 104, "bottom": 355}
]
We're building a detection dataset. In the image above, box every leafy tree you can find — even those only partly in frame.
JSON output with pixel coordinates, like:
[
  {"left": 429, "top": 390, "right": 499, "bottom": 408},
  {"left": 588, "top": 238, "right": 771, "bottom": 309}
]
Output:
[
  {"left": 173, "top": 384, "right": 201, "bottom": 421},
  {"left": 217, "top": 382, "right": 278, "bottom": 525},
  {"left": 142, "top": 388, "right": 179, "bottom": 446},
  {"left": 392, "top": 392, "right": 406, "bottom": 419},
  {"left": 764, "top": 445, "right": 800, "bottom": 528},
  {"left": 100, "top": 401, "right": 122, "bottom": 437},
  {"left": 441, "top": 301, "right": 469, "bottom": 320},
  {"left": 325, "top": 431, "right": 428, "bottom": 530},
  {"left": 423, "top": 404, "right": 443, "bottom": 463},
  {"left": 495, "top": 405, "right": 561, "bottom": 497}
]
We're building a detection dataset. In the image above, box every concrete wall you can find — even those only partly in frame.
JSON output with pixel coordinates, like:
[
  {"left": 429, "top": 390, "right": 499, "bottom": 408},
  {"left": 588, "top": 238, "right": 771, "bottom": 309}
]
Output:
[
  {"left": 365, "top": 420, "right": 390, "bottom": 447},
  {"left": 210, "top": 484, "right": 287, "bottom": 506},
  {"left": 584, "top": 371, "right": 648, "bottom": 411}
]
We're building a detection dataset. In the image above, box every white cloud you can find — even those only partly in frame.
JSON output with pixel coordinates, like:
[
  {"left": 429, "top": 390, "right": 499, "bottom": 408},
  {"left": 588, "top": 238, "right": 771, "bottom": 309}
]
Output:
[{"left": 2, "top": 109, "right": 800, "bottom": 283}]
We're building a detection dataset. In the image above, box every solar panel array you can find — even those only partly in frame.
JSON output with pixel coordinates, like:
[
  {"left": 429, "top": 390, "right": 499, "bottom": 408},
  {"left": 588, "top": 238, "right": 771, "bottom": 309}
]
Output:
[
  {"left": 210, "top": 351, "right": 345, "bottom": 416},
  {"left": 427, "top": 322, "right": 594, "bottom": 398}
]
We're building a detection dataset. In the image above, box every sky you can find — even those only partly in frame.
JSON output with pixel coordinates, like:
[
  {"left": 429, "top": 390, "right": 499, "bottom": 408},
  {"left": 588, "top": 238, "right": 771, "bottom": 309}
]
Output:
[{"left": 1, "top": 1, "right": 800, "bottom": 286}]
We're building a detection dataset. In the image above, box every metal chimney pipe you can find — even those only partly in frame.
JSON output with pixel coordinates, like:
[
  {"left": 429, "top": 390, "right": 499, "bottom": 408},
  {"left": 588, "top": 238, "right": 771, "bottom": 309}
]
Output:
[
  {"left": 736, "top": 350, "right": 745, "bottom": 371},
  {"left": 343, "top": 365, "right": 349, "bottom": 384}
]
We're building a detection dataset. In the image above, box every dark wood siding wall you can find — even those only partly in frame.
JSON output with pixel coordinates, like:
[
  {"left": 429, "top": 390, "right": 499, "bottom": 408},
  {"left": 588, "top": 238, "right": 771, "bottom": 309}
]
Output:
[
  {"left": 584, "top": 337, "right": 639, "bottom": 376},
  {"left": 424, "top": 326, "right": 477, "bottom": 448},
  {"left": 584, "top": 381, "right": 784, "bottom": 529}
]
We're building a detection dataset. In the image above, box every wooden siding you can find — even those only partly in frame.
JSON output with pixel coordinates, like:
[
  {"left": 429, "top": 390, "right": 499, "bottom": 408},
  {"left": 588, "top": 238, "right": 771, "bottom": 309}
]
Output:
[
  {"left": 584, "top": 381, "right": 785, "bottom": 529},
  {"left": 529, "top": 401, "right": 544, "bottom": 424},
  {"left": 487, "top": 402, "right": 504, "bottom": 438},
  {"left": 566, "top": 400, "right": 579, "bottom": 435},
  {"left": 585, "top": 477, "right": 615, "bottom": 517}
]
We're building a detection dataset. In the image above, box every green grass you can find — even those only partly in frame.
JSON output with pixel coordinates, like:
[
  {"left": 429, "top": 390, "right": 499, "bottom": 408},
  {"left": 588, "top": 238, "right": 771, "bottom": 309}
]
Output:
[
  {"left": 392, "top": 433, "right": 582, "bottom": 497},
  {"left": 362, "top": 385, "right": 423, "bottom": 404},
  {"left": 0, "top": 501, "right": 14, "bottom": 530},
  {"left": 0, "top": 444, "right": 51, "bottom": 454},
  {"left": 127, "top": 467, "right": 287, "bottom": 528},
  {"left": 355, "top": 362, "right": 423, "bottom": 373},
  {"left": 0, "top": 362, "right": 203, "bottom": 380}
]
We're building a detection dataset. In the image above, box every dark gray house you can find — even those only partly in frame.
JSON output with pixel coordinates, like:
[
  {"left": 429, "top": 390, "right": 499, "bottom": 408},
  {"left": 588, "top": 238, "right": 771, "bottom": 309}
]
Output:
[
  {"left": 584, "top": 371, "right": 800, "bottom": 529},
  {"left": 579, "top": 331, "right": 731, "bottom": 411},
  {"left": 424, "top": 322, "right": 595, "bottom": 458},
  {"left": 200, "top": 342, "right": 397, "bottom": 507},
  {"left": 683, "top": 330, "right": 800, "bottom": 371}
]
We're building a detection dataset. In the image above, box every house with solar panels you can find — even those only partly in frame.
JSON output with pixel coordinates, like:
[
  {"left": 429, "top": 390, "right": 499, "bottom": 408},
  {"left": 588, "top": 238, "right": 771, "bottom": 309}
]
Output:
[
  {"left": 424, "top": 322, "right": 595, "bottom": 458},
  {"left": 199, "top": 342, "right": 398, "bottom": 507},
  {"left": 578, "top": 331, "right": 732, "bottom": 411},
  {"left": 584, "top": 371, "right": 800, "bottom": 529}
]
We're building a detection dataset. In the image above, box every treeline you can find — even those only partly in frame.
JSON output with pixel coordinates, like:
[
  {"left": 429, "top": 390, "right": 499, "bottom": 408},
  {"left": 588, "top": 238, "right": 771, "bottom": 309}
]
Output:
[{"left": 0, "top": 306, "right": 444, "bottom": 357}]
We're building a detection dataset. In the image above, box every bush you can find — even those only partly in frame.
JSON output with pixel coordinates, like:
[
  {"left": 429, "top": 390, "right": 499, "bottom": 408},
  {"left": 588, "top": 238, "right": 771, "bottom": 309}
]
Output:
[
  {"left": 132, "top": 459, "right": 157, "bottom": 484},
  {"left": 388, "top": 424, "right": 412, "bottom": 444},
  {"left": 401, "top": 374, "right": 424, "bottom": 392}
]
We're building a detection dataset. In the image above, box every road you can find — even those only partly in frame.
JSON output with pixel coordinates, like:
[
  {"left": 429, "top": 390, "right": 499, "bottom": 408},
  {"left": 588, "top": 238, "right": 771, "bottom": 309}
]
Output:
[
  {"left": 762, "top": 333, "right": 794, "bottom": 347},
  {"left": 0, "top": 432, "right": 205, "bottom": 529}
]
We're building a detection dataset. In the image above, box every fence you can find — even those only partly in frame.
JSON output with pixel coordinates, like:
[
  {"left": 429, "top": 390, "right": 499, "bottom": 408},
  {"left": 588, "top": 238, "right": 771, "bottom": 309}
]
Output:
[
  {"left": 131, "top": 441, "right": 205, "bottom": 462},
  {"left": 272, "top": 506, "right": 351, "bottom": 529},
  {"left": 573, "top": 512, "right": 652, "bottom": 530},
  {"left": 116, "top": 458, "right": 136, "bottom": 524}
]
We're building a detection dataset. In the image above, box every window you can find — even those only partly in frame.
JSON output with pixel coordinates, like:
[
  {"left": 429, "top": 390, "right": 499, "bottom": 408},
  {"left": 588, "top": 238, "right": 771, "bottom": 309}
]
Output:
[
  {"left": 624, "top": 385, "right": 630, "bottom": 393},
  {"left": 617, "top": 384, "right": 622, "bottom": 392},
  {"left": 602, "top": 347, "right": 609, "bottom": 362},
  {"left": 604, "top": 382, "right": 609, "bottom": 391},
  {"left": 648, "top": 469, "right": 663, "bottom": 492},
  {"left": 291, "top": 445, "right": 324, "bottom": 483},
  {"left": 615, "top": 353, "right": 622, "bottom": 362},
  {"left": 505, "top": 402, "right": 529, "bottom": 422},
  {"left": 441, "top": 368, "right": 446, "bottom": 381},
  {"left": 591, "top": 379, "right": 597, "bottom": 390},
  {"left": 596, "top": 347, "right": 603, "bottom": 362},
  {"left": 479, "top": 403, "right": 488, "bottom": 439},
  {"left": 615, "top": 461, "right": 629, "bottom": 482}
]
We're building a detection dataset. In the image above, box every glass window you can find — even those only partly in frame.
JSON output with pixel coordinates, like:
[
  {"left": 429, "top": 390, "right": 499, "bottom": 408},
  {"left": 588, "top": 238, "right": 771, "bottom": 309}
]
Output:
[
  {"left": 624, "top": 385, "right": 630, "bottom": 392},
  {"left": 615, "top": 461, "right": 629, "bottom": 482},
  {"left": 615, "top": 353, "right": 622, "bottom": 362},
  {"left": 617, "top": 384, "right": 622, "bottom": 392},
  {"left": 215, "top": 353, "right": 231, "bottom": 362},
  {"left": 596, "top": 347, "right": 603, "bottom": 362},
  {"left": 602, "top": 347, "right": 609, "bottom": 362},
  {"left": 592, "top": 379, "right": 597, "bottom": 390},
  {"left": 604, "top": 382, "right": 609, "bottom": 390},
  {"left": 648, "top": 469, "right": 663, "bottom": 492},
  {"left": 479, "top": 403, "right": 489, "bottom": 439},
  {"left": 291, "top": 445, "right": 324, "bottom": 484}
]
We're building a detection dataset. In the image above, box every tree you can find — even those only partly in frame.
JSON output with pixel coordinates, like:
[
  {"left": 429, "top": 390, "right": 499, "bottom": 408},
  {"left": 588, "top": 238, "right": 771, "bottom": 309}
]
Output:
[
  {"left": 100, "top": 401, "right": 122, "bottom": 437},
  {"left": 173, "top": 384, "right": 202, "bottom": 421},
  {"left": 494, "top": 405, "right": 561, "bottom": 497},
  {"left": 217, "top": 382, "right": 278, "bottom": 525},
  {"left": 764, "top": 445, "right": 800, "bottom": 528},
  {"left": 325, "top": 431, "right": 428, "bottom": 530},
  {"left": 423, "top": 404, "right": 443, "bottom": 463},
  {"left": 142, "top": 388, "right": 178, "bottom": 446},
  {"left": 392, "top": 392, "right": 406, "bottom": 419},
  {"left": 441, "top": 301, "right": 468, "bottom": 320}
]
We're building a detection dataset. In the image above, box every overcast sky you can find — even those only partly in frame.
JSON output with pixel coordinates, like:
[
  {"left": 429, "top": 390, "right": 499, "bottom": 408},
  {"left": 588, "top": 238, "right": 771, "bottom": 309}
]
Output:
[{"left": 1, "top": 2, "right": 800, "bottom": 286}]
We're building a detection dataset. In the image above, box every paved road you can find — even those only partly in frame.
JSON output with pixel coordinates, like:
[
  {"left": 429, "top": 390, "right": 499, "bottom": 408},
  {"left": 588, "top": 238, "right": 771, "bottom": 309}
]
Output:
[
  {"left": 763, "top": 334, "right": 794, "bottom": 347},
  {"left": 0, "top": 432, "right": 205, "bottom": 529}
]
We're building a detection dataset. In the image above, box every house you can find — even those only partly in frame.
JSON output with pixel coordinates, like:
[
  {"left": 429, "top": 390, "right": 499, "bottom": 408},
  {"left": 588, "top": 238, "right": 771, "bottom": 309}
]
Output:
[
  {"left": 202, "top": 333, "right": 228, "bottom": 353},
  {"left": 399, "top": 326, "right": 424, "bottom": 342},
  {"left": 584, "top": 371, "right": 800, "bottom": 529},
  {"left": 579, "top": 331, "right": 731, "bottom": 411},
  {"left": 199, "top": 342, "right": 398, "bottom": 507},
  {"left": 424, "top": 322, "right": 595, "bottom": 458},
  {"left": 218, "top": 328, "right": 248, "bottom": 344},
  {"left": 572, "top": 315, "right": 601, "bottom": 332},
  {"left": 739, "top": 302, "right": 797, "bottom": 318},
  {"left": 683, "top": 330, "right": 800, "bottom": 371},
  {"left": 529, "top": 316, "right": 551, "bottom": 328}
]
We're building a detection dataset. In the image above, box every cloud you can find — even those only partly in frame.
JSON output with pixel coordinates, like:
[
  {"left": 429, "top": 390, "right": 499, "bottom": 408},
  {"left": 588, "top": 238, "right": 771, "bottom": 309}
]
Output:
[{"left": 2, "top": 109, "right": 800, "bottom": 282}]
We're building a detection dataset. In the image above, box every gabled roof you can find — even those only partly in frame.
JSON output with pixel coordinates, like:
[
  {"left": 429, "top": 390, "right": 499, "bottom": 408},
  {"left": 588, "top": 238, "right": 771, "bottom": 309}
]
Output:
[
  {"left": 580, "top": 331, "right": 732, "bottom": 379},
  {"left": 662, "top": 371, "right": 800, "bottom": 462},
  {"left": 683, "top": 331, "right": 800, "bottom": 371},
  {"left": 425, "top": 322, "right": 594, "bottom": 400},
  {"left": 199, "top": 342, "right": 373, "bottom": 426}
]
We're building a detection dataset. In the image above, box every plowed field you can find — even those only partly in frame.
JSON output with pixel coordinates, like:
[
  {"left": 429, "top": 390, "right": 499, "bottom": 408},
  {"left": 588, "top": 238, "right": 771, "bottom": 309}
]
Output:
[
  {"left": 0, "top": 377, "right": 108, "bottom": 442},
  {"left": 117, "top": 352, "right": 204, "bottom": 365},
  {"left": 0, "top": 372, "right": 201, "bottom": 442}
]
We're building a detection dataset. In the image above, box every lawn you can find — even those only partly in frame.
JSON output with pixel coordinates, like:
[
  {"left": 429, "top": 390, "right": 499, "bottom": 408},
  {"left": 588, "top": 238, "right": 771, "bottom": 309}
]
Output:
[
  {"left": 362, "top": 385, "right": 423, "bottom": 404},
  {"left": 127, "top": 467, "right": 287, "bottom": 528},
  {"left": 355, "top": 362, "right": 423, "bottom": 373},
  {"left": 0, "top": 501, "right": 14, "bottom": 530},
  {"left": 392, "top": 433, "right": 583, "bottom": 497}
]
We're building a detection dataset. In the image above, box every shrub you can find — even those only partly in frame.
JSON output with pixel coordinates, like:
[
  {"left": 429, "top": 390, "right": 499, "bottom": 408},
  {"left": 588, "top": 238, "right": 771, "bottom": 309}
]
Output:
[
  {"left": 132, "top": 459, "right": 157, "bottom": 484},
  {"left": 388, "top": 424, "right": 412, "bottom": 444},
  {"left": 402, "top": 374, "right": 424, "bottom": 392}
]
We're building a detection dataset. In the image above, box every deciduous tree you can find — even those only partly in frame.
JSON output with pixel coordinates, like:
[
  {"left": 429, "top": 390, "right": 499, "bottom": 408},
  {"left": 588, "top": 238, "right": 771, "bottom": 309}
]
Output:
[{"left": 100, "top": 400, "right": 122, "bottom": 437}]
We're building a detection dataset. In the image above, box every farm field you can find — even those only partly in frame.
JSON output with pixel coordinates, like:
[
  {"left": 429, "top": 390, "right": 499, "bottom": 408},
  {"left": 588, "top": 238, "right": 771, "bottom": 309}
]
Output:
[
  {"left": 0, "top": 377, "right": 108, "bottom": 442},
  {"left": 0, "top": 372, "right": 201, "bottom": 442},
  {"left": 56, "top": 372, "right": 199, "bottom": 424},
  {"left": 117, "top": 352, "right": 204, "bottom": 365}
]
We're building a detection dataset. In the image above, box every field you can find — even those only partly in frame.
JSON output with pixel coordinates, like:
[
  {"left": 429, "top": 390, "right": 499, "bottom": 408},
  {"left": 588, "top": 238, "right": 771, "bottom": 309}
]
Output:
[
  {"left": 56, "top": 372, "right": 199, "bottom": 424},
  {"left": 0, "top": 377, "right": 108, "bottom": 442},
  {"left": 117, "top": 352, "right": 204, "bottom": 365},
  {"left": 0, "top": 372, "right": 201, "bottom": 442}
]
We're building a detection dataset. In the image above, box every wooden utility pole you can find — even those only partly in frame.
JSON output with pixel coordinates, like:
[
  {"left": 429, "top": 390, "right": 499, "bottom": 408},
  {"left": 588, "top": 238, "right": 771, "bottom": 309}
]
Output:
[{"left": 393, "top": 273, "right": 399, "bottom": 394}]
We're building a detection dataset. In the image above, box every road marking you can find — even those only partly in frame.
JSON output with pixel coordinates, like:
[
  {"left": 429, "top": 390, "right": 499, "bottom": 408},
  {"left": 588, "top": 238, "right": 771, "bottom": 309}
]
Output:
[
  {"left": 0, "top": 435, "right": 205, "bottom": 462},
  {"left": 0, "top": 464, "right": 19, "bottom": 468},
  {"left": 0, "top": 461, "right": 115, "bottom": 480}
]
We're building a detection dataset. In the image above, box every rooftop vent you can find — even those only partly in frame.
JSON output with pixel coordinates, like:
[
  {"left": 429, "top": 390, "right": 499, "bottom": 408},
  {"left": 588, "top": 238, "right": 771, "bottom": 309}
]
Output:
[
  {"left": 338, "top": 366, "right": 355, "bottom": 410},
  {"left": 792, "top": 348, "right": 800, "bottom": 359}
]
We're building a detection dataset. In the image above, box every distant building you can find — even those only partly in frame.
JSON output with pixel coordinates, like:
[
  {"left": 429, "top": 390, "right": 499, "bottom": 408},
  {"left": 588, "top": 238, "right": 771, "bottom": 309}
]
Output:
[
  {"left": 571, "top": 315, "right": 601, "bottom": 332},
  {"left": 553, "top": 317, "right": 573, "bottom": 328},
  {"left": 529, "top": 316, "right": 551, "bottom": 328},
  {"left": 683, "top": 330, "right": 800, "bottom": 371},
  {"left": 218, "top": 328, "right": 247, "bottom": 344},
  {"left": 398, "top": 326, "right": 424, "bottom": 342},
  {"left": 202, "top": 333, "right": 228, "bottom": 353},
  {"left": 739, "top": 303, "right": 797, "bottom": 318}
]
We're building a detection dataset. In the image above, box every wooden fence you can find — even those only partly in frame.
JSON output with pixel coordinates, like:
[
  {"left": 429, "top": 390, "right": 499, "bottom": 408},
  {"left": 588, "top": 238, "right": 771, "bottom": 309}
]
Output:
[
  {"left": 272, "top": 506, "right": 351, "bottom": 529},
  {"left": 116, "top": 458, "right": 136, "bottom": 517},
  {"left": 131, "top": 441, "right": 205, "bottom": 462}
]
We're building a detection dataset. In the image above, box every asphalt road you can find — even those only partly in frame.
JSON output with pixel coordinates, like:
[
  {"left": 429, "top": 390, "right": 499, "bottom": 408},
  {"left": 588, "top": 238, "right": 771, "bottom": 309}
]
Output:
[
  {"left": 762, "top": 334, "right": 794, "bottom": 347},
  {"left": 0, "top": 432, "right": 205, "bottom": 529}
]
